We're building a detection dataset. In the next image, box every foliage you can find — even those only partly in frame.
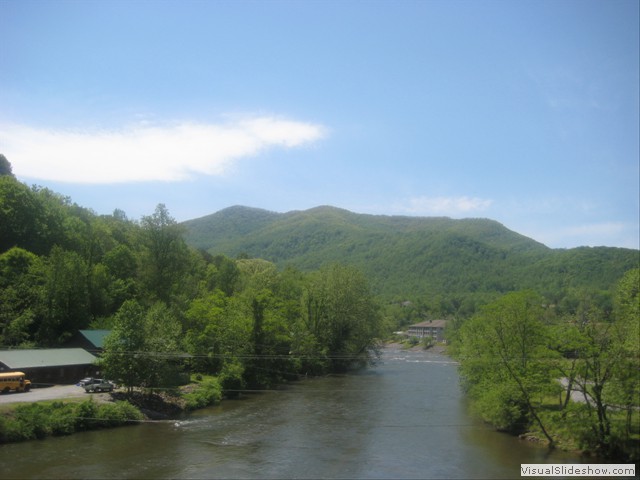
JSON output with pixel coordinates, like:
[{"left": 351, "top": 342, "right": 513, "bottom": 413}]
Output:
[
  {"left": 94, "top": 401, "right": 144, "bottom": 427},
  {"left": 300, "top": 263, "right": 383, "bottom": 372},
  {"left": 101, "top": 300, "right": 184, "bottom": 392},
  {"left": 182, "top": 377, "right": 223, "bottom": 410},
  {"left": 182, "top": 206, "right": 638, "bottom": 316},
  {"left": 0, "top": 400, "right": 143, "bottom": 444},
  {"left": 455, "top": 275, "right": 640, "bottom": 461},
  {"left": 457, "top": 291, "right": 557, "bottom": 441}
]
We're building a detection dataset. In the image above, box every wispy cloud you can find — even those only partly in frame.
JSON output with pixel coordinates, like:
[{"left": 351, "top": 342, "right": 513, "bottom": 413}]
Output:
[
  {"left": 396, "top": 196, "right": 494, "bottom": 216},
  {"left": 0, "top": 116, "right": 326, "bottom": 183}
]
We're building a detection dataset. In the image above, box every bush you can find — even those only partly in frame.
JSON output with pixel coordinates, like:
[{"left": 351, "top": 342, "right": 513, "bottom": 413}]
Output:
[
  {"left": 74, "top": 399, "right": 99, "bottom": 431},
  {"left": 48, "top": 402, "right": 75, "bottom": 436},
  {"left": 0, "top": 399, "right": 144, "bottom": 444},
  {"left": 219, "top": 361, "right": 246, "bottom": 399},
  {"left": 13, "top": 403, "right": 51, "bottom": 439},
  {"left": 96, "top": 401, "right": 143, "bottom": 428},
  {"left": 0, "top": 414, "right": 27, "bottom": 443},
  {"left": 183, "top": 378, "right": 222, "bottom": 410}
]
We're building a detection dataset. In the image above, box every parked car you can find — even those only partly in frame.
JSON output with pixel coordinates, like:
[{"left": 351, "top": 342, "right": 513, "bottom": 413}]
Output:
[
  {"left": 77, "top": 377, "right": 96, "bottom": 386},
  {"left": 84, "top": 379, "right": 114, "bottom": 393}
]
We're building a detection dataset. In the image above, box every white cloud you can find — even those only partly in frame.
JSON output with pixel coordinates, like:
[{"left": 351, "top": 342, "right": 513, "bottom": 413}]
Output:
[
  {"left": 0, "top": 116, "right": 326, "bottom": 183},
  {"left": 398, "top": 196, "right": 494, "bottom": 216}
]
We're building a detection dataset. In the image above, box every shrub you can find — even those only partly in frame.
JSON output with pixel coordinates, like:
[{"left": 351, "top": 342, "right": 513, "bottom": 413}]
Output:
[
  {"left": 0, "top": 399, "right": 143, "bottom": 444},
  {"left": 96, "top": 401, "right": 143, "bottom": 427},
  {"left": 219, "top": 361, "right": 246, "bottom": 399},
  {"left": 74, "top": 400, "right": 99, "bottom": 431},
  {"left": 0, "top": 415, "right": 29, "bottom": 443},
  {"left": 183, "top": 378, "right": 222, "bottom": 410},
  {"left": 48, "top": 402, "right": 75, "bottom": 436},
  {"left": 13, "top": 403, "right": 51, "bottom": 439}
]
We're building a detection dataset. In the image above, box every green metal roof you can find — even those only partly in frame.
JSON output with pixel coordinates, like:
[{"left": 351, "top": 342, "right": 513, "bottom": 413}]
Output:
[
  {"left": 79, "top": 329, "right": 111, "bottom": 349},
  {"left": 0, "top": 348, "right": 97, "bottom": 369}
]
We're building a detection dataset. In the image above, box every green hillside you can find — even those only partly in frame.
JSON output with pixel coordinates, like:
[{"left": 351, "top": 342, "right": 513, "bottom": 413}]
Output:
[{"left": 183, "top": 206, "right": 639, "bottom": 313}]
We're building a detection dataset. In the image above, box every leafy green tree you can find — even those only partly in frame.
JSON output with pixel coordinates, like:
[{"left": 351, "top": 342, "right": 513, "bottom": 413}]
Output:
[
  {"left": 102, "top": 300, "right": 185, "bottom": 392},
  {"left": 0, "top": 177, "right": 43, "bottom": 254},
  {"left": 458, "top": 291, "right": 557, "bottom": 445},
  {"left": 0, "top": 247, "right": 41, "bottom": 346},
  {"left": 141, "top": 302, "right": 184, "bottom": 388},
  {"left": 564, "top": 271, "right": 640, "bottom": 459},
  {"left": 101, "top": 300, "right": 147, "bottom": 394},
  {"left": 300, "top": 264, "right": 382, "bottom": 372},
  {"left": 184, "top": 290, "right": 229, "bottom": 373},
  {"left": 242, "top": 288, "right": 294, "bottom": 387},
  {"left": 0, "top": 154, "right": 14, "bottom": 177},
  {"left": 611, "top": 269, "right": 640, "bottom": 452},
  {"left": 34, "top": 246, "right": 90, "bottom": 345},
  {"left": 139, "top": 204, "right": 189, "bottom": 302}
]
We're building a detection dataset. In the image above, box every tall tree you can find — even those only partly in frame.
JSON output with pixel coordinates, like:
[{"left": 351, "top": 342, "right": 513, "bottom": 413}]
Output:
[
  {"left": 0, "top": 247, "right": 40, "bottom": 346},
  {"left": 458, "top": 291, "right": 557, "bottom": 446},
  {"left": 101, "top": 300, "right": 147, "bottom": 394},
  {"left": 35, "top": 246, "right": 90, "bottom": 345},
  {"left": 140, "top": 204, "right": 188, "bottom": 302},
  {"left": 0, "top": 154, "right": 14, "bottom": 177},
  {"left": 300, "top": 264, "right": 382, "bottom": 372}
]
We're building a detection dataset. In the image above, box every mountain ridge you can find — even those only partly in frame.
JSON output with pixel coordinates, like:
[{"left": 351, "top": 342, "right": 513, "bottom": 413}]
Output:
[{"left": 182, "top": 205, "right": 638, "bottom": 309}]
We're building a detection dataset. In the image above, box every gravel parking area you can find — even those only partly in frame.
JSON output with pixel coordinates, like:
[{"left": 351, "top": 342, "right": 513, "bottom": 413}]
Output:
[{"left": 0, "top": 385, "right": 112, "bottom": 405}]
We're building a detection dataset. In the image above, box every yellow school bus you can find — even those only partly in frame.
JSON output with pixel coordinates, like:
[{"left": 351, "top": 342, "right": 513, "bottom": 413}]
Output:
[{"left": 0, "top": 371, "right": 31, "bottom": 393}]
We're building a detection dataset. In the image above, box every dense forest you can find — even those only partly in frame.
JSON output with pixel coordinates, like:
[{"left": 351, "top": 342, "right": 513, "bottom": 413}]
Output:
[
  {"left": 0, "top": 157, "right": 383, "bottom": 393},
  {"left": 183, "top": 205, "right": 638, "bottom": 319}
]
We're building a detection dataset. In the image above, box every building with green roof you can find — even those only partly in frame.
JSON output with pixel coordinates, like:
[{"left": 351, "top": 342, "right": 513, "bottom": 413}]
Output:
[
  {"left": 0, "top": 348, "right": 98, "bottom": 386},
  {"left": 64, "top": 329, "right": 111, "bottom": 354}
]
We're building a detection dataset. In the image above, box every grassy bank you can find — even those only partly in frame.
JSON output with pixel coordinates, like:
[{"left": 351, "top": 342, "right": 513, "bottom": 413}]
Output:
[
  {"left": 0, "top": 376, "right": 224, "bottom": 444},
  {"left": 0, "top": 399, "right": 143, "bottom": 443}
]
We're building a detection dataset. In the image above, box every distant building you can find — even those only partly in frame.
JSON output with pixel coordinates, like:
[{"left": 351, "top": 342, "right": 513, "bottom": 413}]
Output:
[
  {"left": 406, "top": 320, "right": 447, "bottom": 342},
  {"left": 0, "top": 348, "right": 98, "bottom": 385}
]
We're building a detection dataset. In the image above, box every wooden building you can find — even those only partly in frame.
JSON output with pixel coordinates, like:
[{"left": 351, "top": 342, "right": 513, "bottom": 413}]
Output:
[{"left": 0, "top": 349, "right": 98, "bottom": 386}]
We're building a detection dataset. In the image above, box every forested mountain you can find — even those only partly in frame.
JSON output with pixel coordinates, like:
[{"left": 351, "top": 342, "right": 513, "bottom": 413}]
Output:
[
  {"left": 183, "top": 205, "right": 639, "bottom": 315},
  {"left": 0, "top": 166, "right": 384, "bottom": 380}
]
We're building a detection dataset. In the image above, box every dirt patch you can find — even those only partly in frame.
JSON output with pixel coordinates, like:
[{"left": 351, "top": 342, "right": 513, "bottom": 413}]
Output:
[{"left": 111, "top": 391, "right": 186, "bottom": 420}]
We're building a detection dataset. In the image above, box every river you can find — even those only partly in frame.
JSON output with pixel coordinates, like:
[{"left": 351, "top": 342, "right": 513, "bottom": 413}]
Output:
[{"left": 1, "top": 346, "right": 586, "bottom": 479}]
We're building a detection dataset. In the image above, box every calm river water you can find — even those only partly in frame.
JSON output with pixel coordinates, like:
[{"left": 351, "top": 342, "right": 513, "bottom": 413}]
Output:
[{"left": 1, "top": 346, "right": 587, "bottom": 479}]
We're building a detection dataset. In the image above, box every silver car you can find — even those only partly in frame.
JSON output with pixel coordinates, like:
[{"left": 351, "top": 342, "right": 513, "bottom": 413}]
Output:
[{"left": 84, "top": 379, "right": 114, "bottom": 393}]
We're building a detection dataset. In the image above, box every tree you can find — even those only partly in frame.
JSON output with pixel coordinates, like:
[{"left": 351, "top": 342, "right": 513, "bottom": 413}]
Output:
[
  {"left": 101, "top": 300, "right": 147, "bottom": 394},
  {"left": 140, "top": 204, "right": 188, "bottom": 302},
  {"left": 0, "top": 177, "right": 42, "bottom": 254},
  {"left": 566, "top": 269, "right": 640, "bottom": 458},
  {"left": 300, "top": 264, "right": 382, "bottom": 372},
  {"left": 458, "top": 291, "right": 557, "bottom": 446},
  {"left": 0, "top": 154, "right": 14, "bottom": 177},
  {"left": 35, "top": 246, "right": 90, "bottom": 345},
  {"left": 612, "top": 269, "right": 640, "bottom": 452},
  {"left": 141, "top": 302, "right": 183, "bottom": 388},
  {"left": 0, "top": 247, "right": 40, "bottom": 346}
]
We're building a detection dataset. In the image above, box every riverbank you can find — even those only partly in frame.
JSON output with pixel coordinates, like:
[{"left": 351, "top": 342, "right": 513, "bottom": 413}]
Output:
[
  {"left": 385, "top": 340, "right": 448, "bottom": 355},
  {"left": 0, "top": 375, "right": 224, "bottom": 444}
]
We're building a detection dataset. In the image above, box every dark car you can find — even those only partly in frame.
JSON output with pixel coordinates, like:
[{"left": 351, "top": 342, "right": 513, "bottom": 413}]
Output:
[{"left": 84, "top": 379, "right": 114, "bottom": 393}]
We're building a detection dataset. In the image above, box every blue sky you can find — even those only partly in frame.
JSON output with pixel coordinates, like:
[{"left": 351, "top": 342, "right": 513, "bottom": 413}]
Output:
[{"left": 1, "top": 0, "right": 638, "bottom": 249}]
